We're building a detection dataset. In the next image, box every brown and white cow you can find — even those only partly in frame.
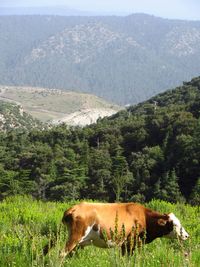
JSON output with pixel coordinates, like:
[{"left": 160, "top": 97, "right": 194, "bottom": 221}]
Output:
[{"left": 58, "top": 202, "right": 189, "bottom": 257}]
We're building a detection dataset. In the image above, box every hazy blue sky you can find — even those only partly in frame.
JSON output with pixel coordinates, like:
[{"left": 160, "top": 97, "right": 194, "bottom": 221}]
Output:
[{"left": 1, "top": 0, "right": 200, "bottom": 20}]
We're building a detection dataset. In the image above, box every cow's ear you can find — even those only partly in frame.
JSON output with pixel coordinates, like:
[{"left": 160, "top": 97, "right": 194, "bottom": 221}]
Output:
[{"left": 158, "top": 218, "right": 167, "bottom": 226}]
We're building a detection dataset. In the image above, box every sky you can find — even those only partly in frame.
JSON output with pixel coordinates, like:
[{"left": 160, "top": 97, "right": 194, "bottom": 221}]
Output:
[{"left": 1, "top": 0, "right": 200, "bottom": 20}]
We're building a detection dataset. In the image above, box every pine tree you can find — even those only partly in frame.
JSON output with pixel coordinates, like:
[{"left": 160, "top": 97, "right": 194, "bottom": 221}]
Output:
[
  {"left": 152, "top": 178, "right": 162, "bottom": 199},
  {"left": 112, "top": 153, "right": 132, "bottom": 202},
  {"left": 189, "top": 178, "right": 200, "bottom": 205},
  {"left": 161, "top": 170, "right": 183, "bottom": 203}
]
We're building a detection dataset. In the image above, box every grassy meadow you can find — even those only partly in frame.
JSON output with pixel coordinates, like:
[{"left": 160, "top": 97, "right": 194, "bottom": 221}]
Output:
[{"left": 0, "top": 195, "right": 199, "bottom": 267}]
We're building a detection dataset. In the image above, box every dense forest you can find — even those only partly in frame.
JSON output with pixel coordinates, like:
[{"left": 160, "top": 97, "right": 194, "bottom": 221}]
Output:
[
  {"left": 0, "top": 77, "right": 200, "bottom": 204},
  {"left": 0, "top": 15, "right": 200, "bottom": 104}
]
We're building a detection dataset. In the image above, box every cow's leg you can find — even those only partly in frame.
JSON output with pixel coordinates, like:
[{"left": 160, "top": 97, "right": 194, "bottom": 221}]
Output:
[{"left": 60, "top": 217, "right": 85, "bottom": 259}]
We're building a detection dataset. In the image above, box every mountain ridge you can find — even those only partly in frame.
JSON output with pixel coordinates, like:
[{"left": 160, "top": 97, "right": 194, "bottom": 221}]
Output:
[{"left": 1, "top": 14, "right": 200, "bottom": 105}]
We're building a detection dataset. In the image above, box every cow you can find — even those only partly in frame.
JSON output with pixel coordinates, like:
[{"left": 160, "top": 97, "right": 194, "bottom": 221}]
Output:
[{"left": 57, "top": 202, "right": 189, "bottom": 258}]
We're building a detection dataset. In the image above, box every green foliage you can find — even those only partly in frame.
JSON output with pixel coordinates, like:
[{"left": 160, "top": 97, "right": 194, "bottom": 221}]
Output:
[
  {"left": 189, "top": 178, "right": 200, "bottom": 206},
  {"left": 159, "top": 170, "right": 184, "bottom": 203},
  {"left": 112, "top": 152, "right": 133, "bottom": 201}
]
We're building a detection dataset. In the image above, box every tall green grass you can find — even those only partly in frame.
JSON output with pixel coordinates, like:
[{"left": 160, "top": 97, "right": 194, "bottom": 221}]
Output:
[{"left": 0, "top": 195, "right": 199, "bottom": 267}]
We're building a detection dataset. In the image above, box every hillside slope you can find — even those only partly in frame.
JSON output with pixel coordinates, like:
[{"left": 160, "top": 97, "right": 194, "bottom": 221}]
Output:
[
  {"left": 97, "top": 76, "right": 200, "bottom": 199},
  {"left": 0, "top": 86, "right": 120, "bottom": 123},
  {"left": 0, "top": 77, "right": 200, "bottom": 203},
  {"left": 0, "top": 15, "right": 200, "bottom": 105}
]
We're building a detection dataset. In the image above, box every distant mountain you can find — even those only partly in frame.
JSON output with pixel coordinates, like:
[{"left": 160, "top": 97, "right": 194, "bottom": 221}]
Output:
[
  {"left": 0, "top": 6, "right": 94, "bottom": 16},
  {"left": 0, "top": 101, "right": 42, "bottom": 132},
  {"left": 0, "top": 6, "right": 127, "bottom": 16},
  {"left": 0, "top": 86, "right": 120, "bottom": 123},
  {"left": 0, "top": 14, "right": 200, "bottom": 105}
]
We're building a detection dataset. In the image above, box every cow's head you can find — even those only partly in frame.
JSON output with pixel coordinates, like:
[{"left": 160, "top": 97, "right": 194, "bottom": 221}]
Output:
[{"left": 158, "top": 213, "right": 189, "bottom": 240}]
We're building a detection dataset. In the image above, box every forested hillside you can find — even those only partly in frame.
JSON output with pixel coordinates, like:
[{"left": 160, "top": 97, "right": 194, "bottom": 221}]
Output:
[
  {"left": 1, "top": 15, "right": 200, "bottom": 104},
  {"left": 0, "top": 77, "right": 200, "bottom": 204}
]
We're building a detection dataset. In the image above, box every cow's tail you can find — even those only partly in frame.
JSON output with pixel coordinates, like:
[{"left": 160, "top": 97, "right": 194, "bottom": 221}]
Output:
[{"left": 62, "top": 208, "right": 74, "bottom": 225}]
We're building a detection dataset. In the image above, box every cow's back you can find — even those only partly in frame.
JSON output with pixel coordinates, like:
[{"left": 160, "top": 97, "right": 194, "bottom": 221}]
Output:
[{"left": 63, "top": 202, "right": 146, "bottom": 236}]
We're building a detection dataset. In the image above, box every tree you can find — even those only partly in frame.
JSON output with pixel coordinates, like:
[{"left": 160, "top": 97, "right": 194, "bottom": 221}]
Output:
[
  {"left": 0, "top": 168, "right": 20, "bottom": 199},
  {"left": 152, "top": 178, "right": 162, "bottom": 199},
  {"left": 160, "top": 170, "right": 183, "bottom": 203},
  {"left": 86, "top": 148, "right": 112, "bottom": 200},
  {"left": 48, "top": 167, "right": 87, "bottom": 201},
  {"left": 112, "top": 153, "right": 132, "bottom": 202},
  {"left": 189, "top": 178, "right": 200, "bottom": 205}
]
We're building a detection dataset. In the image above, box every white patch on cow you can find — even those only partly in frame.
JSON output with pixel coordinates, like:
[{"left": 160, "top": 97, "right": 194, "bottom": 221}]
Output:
[
  {"left": 165, "top": 213, "right": 189, "bottom": 240},
  {"left": 78, "top": 224, "right": 108, "bottom": 248}
]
